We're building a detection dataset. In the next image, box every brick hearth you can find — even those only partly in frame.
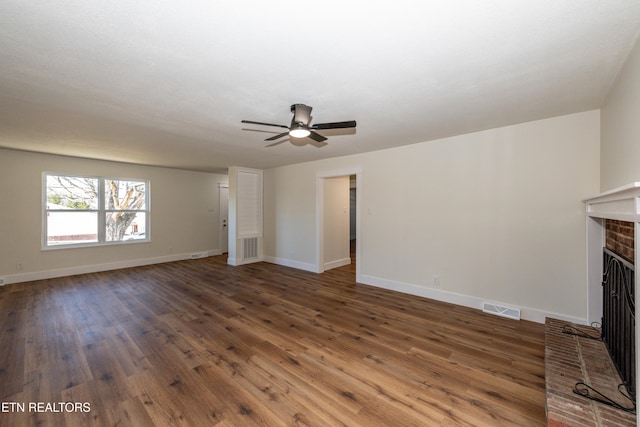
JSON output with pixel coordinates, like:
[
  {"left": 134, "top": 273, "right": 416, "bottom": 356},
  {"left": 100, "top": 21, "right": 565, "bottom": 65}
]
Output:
[{"left": 545, "top": 318, "right": 635, "bottom": 426}]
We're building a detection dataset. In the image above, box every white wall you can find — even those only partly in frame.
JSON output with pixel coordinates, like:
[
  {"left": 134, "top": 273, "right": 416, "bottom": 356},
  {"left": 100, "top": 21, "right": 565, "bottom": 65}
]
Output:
[
  {"left": 601, "top": 35, "right": 640, "bottom": 191},
  {"left": 0, "top": 149, "right": 227, "bottom": 283},
  {"left": 263, "top": 162, "right": 320, "bottom": 271},
  {"left": 264, "top": 111, "right": 600, "bottom": 322}
]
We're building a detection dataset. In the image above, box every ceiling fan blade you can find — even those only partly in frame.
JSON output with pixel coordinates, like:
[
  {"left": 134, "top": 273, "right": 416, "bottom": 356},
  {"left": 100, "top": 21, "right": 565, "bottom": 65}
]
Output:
[
  {"left": 308, "top": 131, "right": 328, "bottom": 143},
  {"left": 265, "top": 139, "right": 288, "bottom": 147},
  {"left": 292, "top": 104, "right": 312, "bottom": 125},
  {"left": 311, "top": 120, "right": 357, "bottom": 130},
  {"left": 265, "top": 131, "right": 290, "bottom": 141},
  {"left": 241, "top": 120, "right": 289, "bottom": 129},
  {"left": 309, "top": 140, "right": 328, "bottom": 148}
]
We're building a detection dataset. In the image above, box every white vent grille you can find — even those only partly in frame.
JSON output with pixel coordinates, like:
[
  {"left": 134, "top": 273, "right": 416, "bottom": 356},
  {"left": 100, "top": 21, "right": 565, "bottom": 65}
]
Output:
[
  {"left": 482, "top": 303, "right": 521, "bottom": 320},
  {"left": 243, "top": 237, "right": 258, "bottom": 259}
]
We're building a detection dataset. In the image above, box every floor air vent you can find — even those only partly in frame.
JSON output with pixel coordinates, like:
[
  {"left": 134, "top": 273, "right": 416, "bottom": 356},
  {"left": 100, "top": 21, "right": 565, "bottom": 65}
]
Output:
[{"left": 482, "top": 303, "right": 521, "bottom": 320}]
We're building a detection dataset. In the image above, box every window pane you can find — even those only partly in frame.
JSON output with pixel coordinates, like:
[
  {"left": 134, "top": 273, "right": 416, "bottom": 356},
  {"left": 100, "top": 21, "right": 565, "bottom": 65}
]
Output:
[
  {"left": 47, "top": 211, "right": 98, "bottom": 245},
  {"left": 105, "top": 179, "right": 146, "bottom": 211},
  {"left": 44, "top": 174, "right": 150, "bottom": 248},
  {"left": 105, "top": 212, "right": 147, "bottom": 242},
  {"left": 46, "top": 175, "right": 98, "bottom": 210}
]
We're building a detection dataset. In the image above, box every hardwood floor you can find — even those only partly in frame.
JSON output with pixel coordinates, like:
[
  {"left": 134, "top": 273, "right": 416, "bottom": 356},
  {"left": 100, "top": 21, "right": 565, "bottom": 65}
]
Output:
[{"left": 0, "top": 256, "right": 546, "bottom": 426}]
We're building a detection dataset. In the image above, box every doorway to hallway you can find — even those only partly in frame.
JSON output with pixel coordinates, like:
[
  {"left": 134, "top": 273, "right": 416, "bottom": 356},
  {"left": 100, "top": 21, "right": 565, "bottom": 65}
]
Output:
[{"left": 317, "top": 169, "right": 361, "bottom": 277}]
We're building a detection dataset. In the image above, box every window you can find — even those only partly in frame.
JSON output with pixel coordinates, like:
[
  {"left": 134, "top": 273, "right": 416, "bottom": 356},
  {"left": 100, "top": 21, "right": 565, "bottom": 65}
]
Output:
[{"left": 44, "top": 174, "right": 149, "bottom": 248}]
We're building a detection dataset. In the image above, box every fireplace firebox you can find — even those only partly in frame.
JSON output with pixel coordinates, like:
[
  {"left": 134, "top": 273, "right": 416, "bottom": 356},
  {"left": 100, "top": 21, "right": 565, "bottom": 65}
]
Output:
[{"left": 602, "top": 247, "right": 636, "bottom": 400}]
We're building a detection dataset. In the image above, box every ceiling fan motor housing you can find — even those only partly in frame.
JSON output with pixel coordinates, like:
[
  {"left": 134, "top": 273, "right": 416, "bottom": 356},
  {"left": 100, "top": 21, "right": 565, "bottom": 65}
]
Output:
[{"left": 291, "top": 104, "right": 312, "bottom": 126}]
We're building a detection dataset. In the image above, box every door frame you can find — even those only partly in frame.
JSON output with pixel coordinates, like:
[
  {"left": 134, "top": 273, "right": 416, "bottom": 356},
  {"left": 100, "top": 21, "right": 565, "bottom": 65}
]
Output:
[{"left": 316, "top": 168, "right": 361, "bottom": 277}]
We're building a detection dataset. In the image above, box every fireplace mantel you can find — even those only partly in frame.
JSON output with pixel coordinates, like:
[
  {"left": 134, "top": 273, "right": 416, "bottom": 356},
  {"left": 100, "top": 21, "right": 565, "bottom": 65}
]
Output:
[{"left": 583, "top": 182, "right": 640, "bottom": 221}]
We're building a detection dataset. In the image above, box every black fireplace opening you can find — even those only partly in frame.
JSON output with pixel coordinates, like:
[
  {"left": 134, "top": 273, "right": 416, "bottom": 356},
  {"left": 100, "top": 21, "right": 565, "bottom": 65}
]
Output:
[{"left": 602, "top": 247, "right": 636, "bottom": 400}]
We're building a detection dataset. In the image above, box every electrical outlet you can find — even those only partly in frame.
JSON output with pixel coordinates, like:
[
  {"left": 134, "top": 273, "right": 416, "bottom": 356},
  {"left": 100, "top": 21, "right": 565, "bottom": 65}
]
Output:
[
  {"left": 433, "top": 275, "right": 440, "bottom": 286},
  {"left": 16, "top": 263, "right": 23, "bottom": 271},
  {"left": 0, "top": 278, "right": 5, "bottom": 286}
]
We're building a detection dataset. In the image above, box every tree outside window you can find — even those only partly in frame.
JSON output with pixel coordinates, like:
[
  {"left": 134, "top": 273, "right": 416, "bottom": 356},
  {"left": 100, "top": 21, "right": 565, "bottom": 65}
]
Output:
[{"left": 44, "top": 174, "right": 149, "bottom": 247}]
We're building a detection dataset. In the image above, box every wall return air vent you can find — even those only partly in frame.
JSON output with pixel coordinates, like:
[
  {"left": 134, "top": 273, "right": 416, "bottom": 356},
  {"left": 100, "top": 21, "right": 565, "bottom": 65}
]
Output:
[
  {"left": 242, "top": 237, "right": 259, "bottom": 260},
  {"left": 482, "top": 302, "right": 521, "bottom": 320}
]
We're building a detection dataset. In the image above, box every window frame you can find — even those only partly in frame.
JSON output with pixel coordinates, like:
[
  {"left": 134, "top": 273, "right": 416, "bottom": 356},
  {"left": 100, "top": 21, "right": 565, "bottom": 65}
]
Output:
[{"left": 42, "top": 172, "right": 150, "bottom": 250}]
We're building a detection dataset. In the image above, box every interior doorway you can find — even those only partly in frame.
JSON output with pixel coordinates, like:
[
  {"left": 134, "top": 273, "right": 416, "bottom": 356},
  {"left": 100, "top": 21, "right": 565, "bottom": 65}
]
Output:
[
  {"left": 317, "top": 169, "right": 361, "bottom": 277},
  {"left": 349, "top": 175, "right": 357, "bottom": 261}
]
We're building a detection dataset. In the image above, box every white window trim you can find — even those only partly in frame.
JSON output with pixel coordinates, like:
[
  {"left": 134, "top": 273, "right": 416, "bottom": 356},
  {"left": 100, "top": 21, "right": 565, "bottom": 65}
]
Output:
[{"left": 42, "top": 172, "right": 151, "bottom": 250}]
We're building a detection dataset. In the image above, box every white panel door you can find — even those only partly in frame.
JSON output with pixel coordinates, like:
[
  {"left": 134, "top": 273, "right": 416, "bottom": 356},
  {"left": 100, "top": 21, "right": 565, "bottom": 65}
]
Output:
[{"left": 219, "top": 185, "right": 229, "bottom": 253}]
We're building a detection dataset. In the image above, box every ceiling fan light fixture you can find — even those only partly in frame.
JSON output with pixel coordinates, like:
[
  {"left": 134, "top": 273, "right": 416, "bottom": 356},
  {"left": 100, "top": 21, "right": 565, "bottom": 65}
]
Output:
[{"left": 289, "top": 125, "right": 310, "bottom": 138}]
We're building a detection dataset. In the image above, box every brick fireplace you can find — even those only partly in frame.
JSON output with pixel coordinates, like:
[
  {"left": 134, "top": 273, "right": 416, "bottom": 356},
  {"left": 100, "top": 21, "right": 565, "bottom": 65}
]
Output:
[
  {"left": 544, "top": 186, "right": 639, "bottom": 425},
  {"left": 543, "top": 217, "right": 635, "bottom": 425},
  {"left": 584, "top": 184, "right": 640, "bottom": 327}
]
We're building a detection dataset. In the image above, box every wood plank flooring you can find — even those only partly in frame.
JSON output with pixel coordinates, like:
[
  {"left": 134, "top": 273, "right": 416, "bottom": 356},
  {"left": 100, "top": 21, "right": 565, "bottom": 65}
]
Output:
[{"left": 0, "top": 256, "right": 546, "bottom": 426}]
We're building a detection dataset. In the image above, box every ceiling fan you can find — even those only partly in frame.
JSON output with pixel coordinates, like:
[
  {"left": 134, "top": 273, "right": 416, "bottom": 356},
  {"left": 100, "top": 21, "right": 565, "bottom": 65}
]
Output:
[{"left": 241, "top": 104, "right": 356, "bottom": 147}]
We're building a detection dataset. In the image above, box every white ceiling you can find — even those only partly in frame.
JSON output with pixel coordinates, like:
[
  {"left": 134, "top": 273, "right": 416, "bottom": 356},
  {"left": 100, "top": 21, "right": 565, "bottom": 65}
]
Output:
[{"left": 1, "top": 1, "right": 639, "bottom": 173}]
